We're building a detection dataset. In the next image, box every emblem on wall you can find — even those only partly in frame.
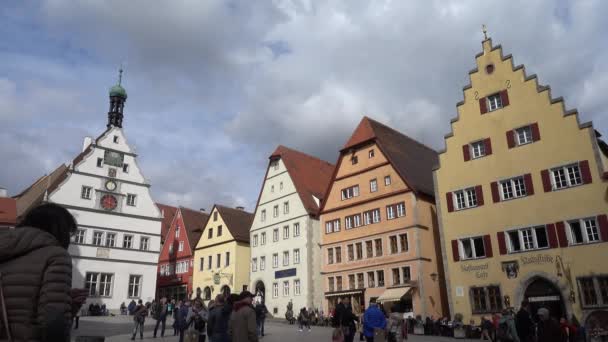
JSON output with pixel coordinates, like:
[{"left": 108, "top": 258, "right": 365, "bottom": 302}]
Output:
[
  {"left": 502, "top": 261, "right": 519, "bottom": 279},
  {"left": 108, "top": 168, "right": 117, "bottom": 178}
]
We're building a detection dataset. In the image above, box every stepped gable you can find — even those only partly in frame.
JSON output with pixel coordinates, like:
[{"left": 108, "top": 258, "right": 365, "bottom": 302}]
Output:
[
  {"left": 215, "top": 205, "right": 254, "bottom": 243},
  {"left": 14, "top": 164, "right": 69, "bottom": 218},
  {"left": 180, "top": 206, "right": 209, "bottom": 250},
  {"left": 343, "top": 116, "right": 438, "bottom": 197},
  {"left": 271, "top": 145, "right": 335, "bottom": 217},
  {"left": 156, "top": 203, "right": 178, "bottom": 241}
]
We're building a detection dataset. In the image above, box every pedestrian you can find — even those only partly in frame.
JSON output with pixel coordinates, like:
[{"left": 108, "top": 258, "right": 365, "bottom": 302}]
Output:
[
  {"left": 168, "top": 299, "right": 175, "bottom": 316},
  {"left": 537, "top": 308, "right": 564, "bottom": 342},
  {"left": 363, "top": 298, "right": 387, "bottom": 342},
  {"left": 0, "top": 203, "right": 81, "bottom": 342},
  {"left": 515, "top": 300, "right": 534, "bottom": 342},
  {"left": 333, "top": 297, "right": 359, "bottom": 342},
  {"left": 299, "top": 307, "right": 311, "bottom": 332},
  {"left": 153, "top": 297, "right": 169, "bottom": 338},
  {"left": 497, "top": 309, "right": 520, "bottom": 342},
  {"left": 387, "top": 302, "right": 406, "bottom": 342},
  {"left": 131, "top": 299, "right": 148, "bottom": 340},
  {"left": 254, "top": 300, "right": 269, "bottom": 337},
  {"left": 228, "top": 291, "right": 258, "bottom": 342},
  {"left": 121, "top": 302, "right": 128, "bottom": 315},
  {"left": 208, "top": 294, "right": 230, "bottom": 342},
  {"left": 177, "top": 300, "right": 192, "bottom": 342},
  {"left": 481, "top": 316, "right": 494, "bottom": 341},
  {"left": 128, "top": 299, "right": 137, "bottom": 315},
  {"left": 174, "top": 300, "right": 183, "bottom": 336},
  {"left": 73, "top": 305, "right": 81, "bottom": 330},
  {"left": 187, "top": 299, "right": 209, "bottom": 342},
  {"left": 559, "top": 317, "right": 571, "bottom": 342}
]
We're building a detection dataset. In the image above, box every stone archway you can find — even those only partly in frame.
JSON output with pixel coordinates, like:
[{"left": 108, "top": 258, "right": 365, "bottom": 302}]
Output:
[
  {"left": 203, "top": 286, "right": 212, "bottom": 300},
  {"left": 514, "top": 271, "right": 572, "bottom": 320},
  {"left": 220, "top": 285, "right": 231, "bottom": 297},
  {"left": 254, "top": 280, "right": 266, "bottom": 304}
]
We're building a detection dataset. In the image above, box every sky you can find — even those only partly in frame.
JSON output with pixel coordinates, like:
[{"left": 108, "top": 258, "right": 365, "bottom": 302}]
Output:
[{"left": 1, "top": 0, "right": 607, "bottom": 212}]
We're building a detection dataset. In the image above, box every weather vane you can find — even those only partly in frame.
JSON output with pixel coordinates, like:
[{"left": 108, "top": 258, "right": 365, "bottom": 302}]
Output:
[{"left": 482, "top": 24, "right": 488, "bottom": 40}]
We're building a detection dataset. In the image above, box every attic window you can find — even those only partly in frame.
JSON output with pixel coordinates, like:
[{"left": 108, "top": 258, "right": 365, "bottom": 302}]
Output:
[
  {"left": 485, "top": 64, "right": 494, "bottom": 74},
  {"left": 351, "top": 155, "right": 359, "bottom": 165},
  {"left": 368, "top": 149, "right": 375, "bottom": 158}
]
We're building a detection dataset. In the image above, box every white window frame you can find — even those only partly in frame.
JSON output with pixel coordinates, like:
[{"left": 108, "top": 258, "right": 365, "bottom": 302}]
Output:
[
  {"left": 283, "top": 281, "right": 289, "bottom": 297},
  {"left": 399, "top": 233, "right": 409, "bottom": 252},
  {"left": 85, "top": 272, "right": 114, "bottom": 297},
  {"left": 273, "top": 228, "right": 279, "bottom": 242},
  {"left": 568, "top": 218, "right": 601, "bottom": 245},
  {"left": 283, "top": 251, "right": 289, "bottom": 266},
  {"left": 272, "top": 253, "right": 278, "bottom": 268},
  {"left": 368, "top": 149, "right": 374, "bottom": 158},
  {"left": 74, "top": 229, "right": 86, "bottom": 244},
  {"left": 506, "top": 226, "right": 549, "bottom": 253},
  {"left": 283, "top": 201, "right": 289, "bottom": 214},
  {"left": 260, "top": 256, "right": 265, "bottom": 270},
  {"left": 499, "top": 176, "right": 527, "bottom": 200},
  {"left": 126, "top": 194, "right": 137, "bottom": 207},
  {"left": 92, "top": 231, "right": 104, "bottom": 246},
  {"left": 105, "top": 232, "right": 115, "bottom": 247},
  {"left": 363, "top": 212, "right": 371, "bottom": 225},
  {"left": 123, "top": 235, "right": 133, "bottom": 249},
  {"left": 453, "top": 187, "right": 477, "bottom": 210},
  {"left": 294, "top": 279, "right": 301, "bottom": 295},
  {"left": 387, "top": 206, "right": 395, "bottom": 220},
  {"left": 178, "top": 241, "right": 184, "bottom": 252},
  {"left": 294, "top": 249, "right": 300, "bottom": 264},
  {"left": 128, "top": 275, "right": 142, "bottom": 298},
  {"left": 273, "top": 283, "right": 279, "bottom": 298},
  {"left": 372, "top": 209, "right": 380, "bottom": 223},
  {"left": 345, "top": 216, "right": 353, "bottom": 229},
  {"left": 384, "top": 176, "right": 391, "bottom": 186},
  {"left": 175, "top": 225, "right": 180, "bottom": 238},
  {"left": 273, "top": 205, "right": 279, "bottom": 218},
  {"left": 81, "top": 186, "right": 93, "bottom": 200},
  {"left": 253, "top": 234, "right": 258, "bottom": 247},
  {"left": 459, "top": 236, "right": 486, "bottom": 260},
  {"left": 397, "top": 203, "right": 406, "bottom": 217},
  {"left": 252, "top": 258, "right": 258, "bottom": 272},
  {"left": 261, "top": 209, "right": 266, "bottom": 222},
  {"left": 353, "top": 215, "right": 361, "bottom": 227},
  {"left": 140, "top": 236, "right": 149, "bottom": 251},
  {"left": 341, "top": 185, "right": 360, "bottom": 200},
  {"left": 470, "top": 140, "right": 486, "bottom": 159},
  {"left": 370, "top": 179, "right": 378, "bottom": 193},
  {"left": 515, "top": 126, "right": 533, "bottom": 145},
  {"left": 283, "top": 226, "right": 289, "bottom": 239},
  {"left": 293, "top": 223, "right": 300, "bottom": 237},
  {"left": 487, "top": 93, "right": 503, "bottom": 111},
  {"left": 551, "top": 163, "right": 582, "bottom": 190}
]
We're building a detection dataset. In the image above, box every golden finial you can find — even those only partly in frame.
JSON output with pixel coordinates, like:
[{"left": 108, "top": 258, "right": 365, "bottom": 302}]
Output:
[{"left": 482, "top": 24, "right": 488, "bottom": 40}]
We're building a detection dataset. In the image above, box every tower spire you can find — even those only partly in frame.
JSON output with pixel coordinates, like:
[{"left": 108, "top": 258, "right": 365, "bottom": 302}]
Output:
[
  {"left": 118, "top": 66, "right": 123, "bottom": 86},
  {"left": 107, "top": 67, "right": 128, "bottom": 129},
  {"left": 482, "top": 24, "right": 488, "bottom": 40}
]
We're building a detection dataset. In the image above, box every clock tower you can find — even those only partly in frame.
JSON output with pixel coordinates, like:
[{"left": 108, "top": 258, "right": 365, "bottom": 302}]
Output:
[{"left": 107, "top": 68, "right": 127, "bottom": 129}]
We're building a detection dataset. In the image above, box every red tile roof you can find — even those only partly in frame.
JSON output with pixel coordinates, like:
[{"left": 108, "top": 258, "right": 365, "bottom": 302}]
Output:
[
  {"left": 156, "top": 203, "right": 178, "bottom": 242},
  {"left": 14, "top": 164, "right": 69, "bottom": 219},
  {"left": 214, "top": 205, "right": 254, "bottom": 243},
  {"left": 0, "top": 198, "right": 17, "bottom": 226},
  {"left": 342, "top": 116, "right": 438, "bottom": 197},
  {"left": 179, "top": 207, "right": 209, "bottom": 250},
  {"left": 270, "top": 145, "right": 335, "bottom": 217}
]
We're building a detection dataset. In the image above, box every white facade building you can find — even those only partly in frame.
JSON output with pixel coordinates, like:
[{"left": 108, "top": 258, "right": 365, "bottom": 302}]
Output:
[{"left": 249, "top": 146, "right": 334, "bottom": 317}]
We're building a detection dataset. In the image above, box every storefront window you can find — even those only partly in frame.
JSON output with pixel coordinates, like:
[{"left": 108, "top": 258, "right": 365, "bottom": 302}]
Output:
[
  {"left": 471, "top": 286, "right": 503, "bottom": 314},
  {"left": 471, "top": 287, "right": 487, "bottom": 313},
  {"left": 580, "top": 278, "right": 598, "bottom": 306}
]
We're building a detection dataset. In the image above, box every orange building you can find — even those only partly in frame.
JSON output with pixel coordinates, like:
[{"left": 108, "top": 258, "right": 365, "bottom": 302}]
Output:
[{"left": 320, "top": 117, "right": 447, "bottom": 317}]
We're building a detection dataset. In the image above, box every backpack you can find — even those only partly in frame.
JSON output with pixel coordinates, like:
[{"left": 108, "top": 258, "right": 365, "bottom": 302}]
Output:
[{"left": 496, "top": 321, "right": 513, "bottom": 342}]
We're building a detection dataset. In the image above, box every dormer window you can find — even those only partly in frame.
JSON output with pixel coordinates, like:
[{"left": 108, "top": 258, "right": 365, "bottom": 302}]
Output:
[
  {"left": 351, "top": 155, "right": 358, "bottom": 165},
  {"left": 368, "top": 149, "right": 375, "bottom": 158},
  {"left": 113, "top": 135, "right": 119, "bottom": 143}
]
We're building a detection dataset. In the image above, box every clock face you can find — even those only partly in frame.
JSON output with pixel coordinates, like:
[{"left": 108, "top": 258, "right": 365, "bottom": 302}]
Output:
[
  {"left": 105, "top": 180, "right": 117, "bottom": 191},
  {"left": 100, "top": 194, "right": 118, "bottom": 211}
]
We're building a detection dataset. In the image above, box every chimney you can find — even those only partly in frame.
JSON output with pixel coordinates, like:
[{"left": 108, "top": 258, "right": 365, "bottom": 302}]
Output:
[
  {"left": 236, "top": 206, "right": 244, "bottom": 211},
  {"left": 82, "top": 136, "right": 93, "bottom": 152},
  {"left": 199, "top": 208, "right": 206, "bottom": 212},
  {"left": 0, "top": 187, "right": 7, "bottom": 198}
]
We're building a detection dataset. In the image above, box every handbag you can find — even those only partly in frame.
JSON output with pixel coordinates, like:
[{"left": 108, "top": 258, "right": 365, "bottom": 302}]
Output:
[
  {"left": 0, "top": 272, "right": 13, "bottom": 342},
  {"left": 332, "top": 327, "right": 344, "bottom": 342}
]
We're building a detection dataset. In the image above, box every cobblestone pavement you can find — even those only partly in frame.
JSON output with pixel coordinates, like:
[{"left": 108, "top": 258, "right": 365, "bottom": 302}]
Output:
[{"left": 72, "top": 316, "right": 464, "bottom": 341}]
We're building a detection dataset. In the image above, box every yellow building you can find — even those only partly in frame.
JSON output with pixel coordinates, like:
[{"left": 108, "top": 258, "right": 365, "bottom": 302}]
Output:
[
  {"left": 192, "top": 205, "right": 254, "bottom": 301},
  {"left": 434, "top": 35, "right": 608, "bottom": 328}
]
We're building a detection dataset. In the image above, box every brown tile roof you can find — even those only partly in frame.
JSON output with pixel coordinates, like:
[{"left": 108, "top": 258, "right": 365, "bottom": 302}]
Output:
[
  {"left": 14, "top": 164, "right": 69, "bottom": 219},
  {"left": 156, "top": 203, "right": 179, "bottom": 242},
  {"left": 270, "top": 145, "right": 335, "bottom": 217},
  {"left": 0, "top": 198, "right": 17, "bottom": 226},
  {"left": 215, "top": 205, "right": 254, "bottom": 243},
  {"left": 179, "top": 207, "right": 210, "bottom": 250},
  {"left": 343, "top": 116, "right": 438, "bottom": 197}
]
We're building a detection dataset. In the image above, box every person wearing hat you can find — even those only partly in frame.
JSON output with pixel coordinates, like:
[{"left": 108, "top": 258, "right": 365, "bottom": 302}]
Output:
[
  {"left": 228, "top": 291, "right": 258, "bottom": 342},
  {"left": 537, "top": 307, "right": 563, "bottom": 342}
]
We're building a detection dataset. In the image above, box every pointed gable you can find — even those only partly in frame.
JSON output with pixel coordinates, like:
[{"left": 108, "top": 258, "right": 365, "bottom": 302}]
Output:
[
  {"left": 270, "top": 145, "right": 335, "bottom": 216},
  {"left": 156, "top": 203, "right": 178, "bottom": 241},
  {"left": 343, "top": 117, "right": 377, "bottom": 150},
  {"left": 215, "top": 205, "right": 254, "bottom": 243},
  {"left": 180, "top": 207, "right": 209, "bottom": 250}
]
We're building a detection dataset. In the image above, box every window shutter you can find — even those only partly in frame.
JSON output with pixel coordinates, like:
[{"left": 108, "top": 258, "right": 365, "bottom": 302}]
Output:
[
  {"left": 451, "top": 240, "right": 460, "bottom": 262},
  {"left": 462, "top": 145, "right": 471, "bottom": 162},
  {"left": 524, "top": 173, "right": 534, "bottom": 196},
  {"left": 546, "top": 223, "right": 558, "bottom": 248},
  {"left": 479, "top": 98, "right": 488, "bottom": 114},
  {"left": 475, "top": 185, "right": 484, "bottom": 206},
  {"left": 531, "top": 123, "right": 541, "bottom": 141},
  {"left": 484, "top": 138, "right": 492, "bottom": 155},
  {"left": 555, "top": 222, "right": 568, "bottom": 247},
  {"left": 598, "top": 214, "right": 608, "bottom": 242},
  {"left": 541, "top": 169, "right": 552, "bottom": 192},
  {"left": 491, "top": 182, "right": 500, "bottom": 203},
  {"left": 500, "top": 90, "right": 510, "bottom": 107},
  {"left": 579, "top": 160, "right": 592, "bottom": 184},
  {"left": 506, "top": 130, "right": 515, "bottom": 148},
  {"left": 483, "top": 235, "right": 493, "bottom": 258},
  {"left": 497, "top": 232, "right": 507, "bottom": 255},
  {"left": 446, "top": 192, "right": 454, "bottom": 213}
]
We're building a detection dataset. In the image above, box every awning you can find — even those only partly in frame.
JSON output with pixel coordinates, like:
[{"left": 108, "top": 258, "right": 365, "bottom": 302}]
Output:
[
  {"left": 325, "top": 290, "right": 364, "bottom": 298},
  {"left": 377, "top": 287, "right": 412, "bottom": 303}
]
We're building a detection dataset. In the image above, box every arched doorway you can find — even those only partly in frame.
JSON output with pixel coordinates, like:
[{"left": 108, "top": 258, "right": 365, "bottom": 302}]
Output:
[
  {"left": 255, "top": 281, "right": 266, "bottom": 304},
  {"left": 203, "top": 286, "right": 212, "bottom": 300},
  {"left": 221, "top": 285, "right": 231, "bottom": 297},
  {"left": 585, "top": 310, "right": 608, "bottom": 337},
  {"left": 524, "top": 277, "right": 565, "bottom": 319}
]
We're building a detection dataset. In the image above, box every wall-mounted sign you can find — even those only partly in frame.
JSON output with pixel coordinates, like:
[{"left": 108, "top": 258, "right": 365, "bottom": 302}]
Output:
[
  {"left": 96, "top": 248, "right": 110, "bottom": 258},
  {"left": 213, "top": 273, "right": 221, "bottom": 285},
  {"left": 460, "top": 263, "right": 489, "bottom": 279},
  {"left": 456, "top": 286, "right": 465, "bottom": 297},
  {"left": 520, "top": 254, "right": 554, "bottom": 266},
  {"left": 502, "top": 261, "right": 519, "bottom": 279},
  {"left": 104, "top": 150, "right": 124, "bottom": 167},
  {"left": 275, "top": 268, "right": 296, "bottom": 279}
]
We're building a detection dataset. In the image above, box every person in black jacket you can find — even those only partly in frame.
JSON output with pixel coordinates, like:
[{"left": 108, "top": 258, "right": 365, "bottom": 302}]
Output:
[
  {"left": 516, "top": 300, "right": 534, "bottom": 342},
  {"left": 254, "top": 301, "right": 269, "bottom": 337},
  {"left": 208, "top": 295, "right": 230, "bottom": 342},
  {"left": 333, "top": 297, "right": 358, "bottom": 342}
]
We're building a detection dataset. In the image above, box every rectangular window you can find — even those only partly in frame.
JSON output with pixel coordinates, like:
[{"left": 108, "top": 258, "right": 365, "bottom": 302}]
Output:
[
  {"left": 273, "top": 205, "right": 279, "bottom": 217},
  {"left": 516, "top": 126, "right": 533, "bottom": 145},
  {"left": 328, "top": 277, "right": 335, "bottom": 292},
  {"left": 386, "top": 205, "right": 395, "bottom": 220},
  {"left": 392, "top": 268, "right": 401, "bottom": 285},
  {"left": 280, "top": 182, "right": 283, "bottom": 190},
  {"left": 283, "top": 251, "right": 289, "bottom": 266},
  {"left": 347, "top": 244, "right": 354, "bottom": 261},
  {"left": 599, "top": 277, "right": 608, "bottom": 304},
  {"left": 175, "top": 225, "right": 180, "bottom": 238},
  {"left": 569, "top": 218, "right": 600, "bottom": 244},
  {"left": 252, "top": 258, "right": 258, "bottom": 272},
  {"left": 178, "top": 241, "right": 184, "bottom": 252},
  {"left": 375, "top": 239, "right": 383, "bottom": 256},
  {"left": 399, "top": 234, "right": 409, "bottom": 252},
  {"left": 487, "top": 286, "right": 502, "bottom": 312},
  {"left": 105, "top": 233, "right": 115, "bottom": 247},
  {"left": 81, "top": 186, "right": 92, "bottom": 200},
  {"left": 122, "top": 163, "right": 129, "bottom": 173},
  {"left": 368, "top": 271, "right": 375, "bottom": 288},
  {"left": 471, "top": 287, "right": 487, "bottom": 313},
  {"left": 213, "top": 212, "right": 218, "bottom": 221},
  {"left": 283, "top": 202, "right": 289, "bottom": 214},
  {"left": 327, "top": 248, "right": 334, "bottom": 264},
  {"left": 336, "top": 275, "right": 342, "bottom": 289},
  {"left": 370, "top": 179, "right": 378, "bottom": 193},
  {"left": 261, "top": 232, "right": 266, "bottom": 245},
  {"left": 357, "top": 273, "right": 364, "bottom": 289},
  {"left": 200, "top": 258, "right": 204, "bottom": 271},
  {"left": 253, "top": 234, "right": 258, "bottom": 247},
  {"left": 260, "top": 256, "right": 265, "bottom": 270},
  {"left": 371, "top": 209, "right": 380, "bottom": 223},
  {"left": 96, "top": 158, "right": 103, "bottom": 168},
  {"left": 460, "top": 236, "right": 486, "bottom": 259},
  {"left": 396, "top": 202, "right": 406, "bottom": 217},
  {"left": 507, "top": 226, "right": 549, "bottom": 253},
  {"left": 294, "top": 249, "right": 300, "bottom": 264},
  {"left": 551, "top": 164, "right": 582, "bottom": 190},
  {"left": 363, "top": 211, "right": 372, "bottom": 225},
  {"left": 345, "top": 215, "right": 353, "bottom": 229},
  {"left": 368, "top": 149, "right": 375, "bottom": 158},
  {"left": 85, "top": 272, "right": 98, "bottom": 296},
  {"left": 325, "top": 219, "right": 341, "bottom": 234},
  {"left": 335, "top": 246, "right": 342, "bottom": 263},
  {"left": 126, "top": 194, "right": 137, "bottom": 206},
  {"left": 113, "top": 135, "right": 119, "bottom": 143},
  {"left": 341, "top": 185, "right": 360, "bottom": 200},
  {"left": 271, "top": 160, "right": 279, "bottom": 171},
  {"left": 454, "top": 187, "right": 478, "bottom": 210},
  {"left": 216, "top": 254, "right": 221, "bottom": 268},
  {"left": 294, "top": 279, "right": 301, "bottom": 295},
  {"left": 273, "top": 228, "right": 279, "bottom": 242},
  {"left": 217, "top": 225, "right": 222, "bottom": 236},
  {"left": 208, "top": 256, "right": 212, "bottom": 269},
  {"left": 351, "top": 155, "right": 358, "bottom": 165},
  {"left": 348, "top": 274, "right": 355, "bottom": 290},
  {"left": 366, "top": 241, "right": 373, "bottom": 258},
  {"left": 355, "top": 242, "right": 363, "bottom": 259},
  {"left": 272, "top": 254, "right": 278, "bottom": 268},
  {"left": 390, "top": 236, "right": 398, "bottom": 254},
  {"left": 283, "top": 281, "right": 289, "bottom": 296},
  {"left": 208, "top": 228, "right": 213, "bottom": 239},
  {"left": 225, "top": 252, "right": 230, "bottom": 266},
  {"left": 384, "top": 176, "right": 391, "bottom": 186},
  {"left": 580, "top": 278, "right": 598, "bottom": 306},
  {"left": 500, "top": 176, "right": 527, "bottom": 200},
  {"left": 487, "top": 93, "right": 503, "bottom": 111},
  {"left": 261, "top": 210, "right": 266, "bottom": 222},
  {"left": 92, "top": 231, "right": 103, "bottom": 246},
  {"left": 273, "top": 283, "right": 279, "bottom": 298},
  {"left": 74, "top": 229, "right": 86, "bottom": 244},
  {"left": 86, "top": 272, "right": 113, "bottom": 297},
  {"left": 283, "top": 226, "right": 289, "bottom": 239},
  {"left": 168, "top": 244, "right": 174, "bottom": 254},
  {"left": 402, "top": 267, "right": 411, "bottom": 282},
  {"left": 140, "top": 237, "right": 149, "bottom": 251},
  {"left": 123, "top": 235, "right": 133, "bottom": 249},
  {"left": 293, "top": 223, "right": 300, "bottom": 237},
  {"left": 377, "top": 270, "right": 385, "bottom": 287},
  {"left": 353, "top": 214, "right": 361, "bottom": 227},
  {"left": 128, "top": 275, "right": 141, "bottom": 298},
  {"left": 470, "top": 141, "right": 486, "bottom": 159}
]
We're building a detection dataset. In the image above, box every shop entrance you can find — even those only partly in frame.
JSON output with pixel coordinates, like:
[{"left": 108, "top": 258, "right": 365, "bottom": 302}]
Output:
[{"left": 524, "top": 277, "right": 565, "bottom": 320}]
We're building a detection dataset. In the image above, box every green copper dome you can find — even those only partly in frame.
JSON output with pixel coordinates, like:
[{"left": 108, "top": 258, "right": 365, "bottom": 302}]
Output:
[{"left": 109, "top": 84, "right": 127, "bottom": 98}]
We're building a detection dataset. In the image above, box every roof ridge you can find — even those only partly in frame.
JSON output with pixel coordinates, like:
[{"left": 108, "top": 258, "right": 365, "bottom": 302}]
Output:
[
  {"left": 367, "top": 117, "right": 438, "bottom": 153},
  {"left": 274, "top": 145, "right": 334, "bottom": 165}
]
